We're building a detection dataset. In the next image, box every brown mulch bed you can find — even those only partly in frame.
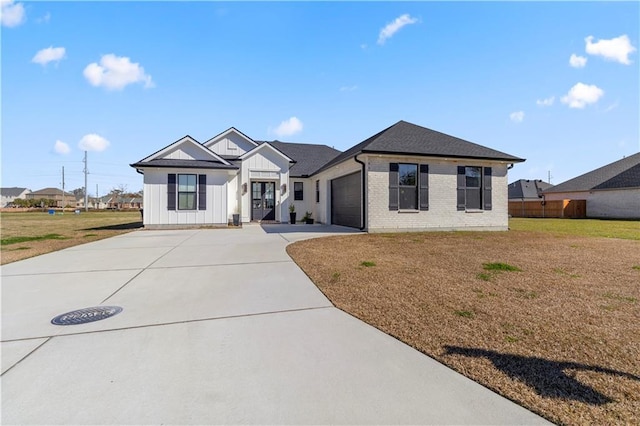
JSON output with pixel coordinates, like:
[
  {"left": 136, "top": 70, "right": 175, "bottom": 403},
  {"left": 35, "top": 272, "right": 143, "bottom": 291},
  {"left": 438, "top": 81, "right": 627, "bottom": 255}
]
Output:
[{"left": 287, "top": 231, "right": 640, "bottom": 425}]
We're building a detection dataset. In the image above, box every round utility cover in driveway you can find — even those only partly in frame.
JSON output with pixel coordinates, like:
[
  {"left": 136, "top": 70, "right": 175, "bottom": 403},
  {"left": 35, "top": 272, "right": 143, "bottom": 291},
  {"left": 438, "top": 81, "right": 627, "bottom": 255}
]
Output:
[{"left": 51, "top": 306, "right": 123, "bottom": 325}]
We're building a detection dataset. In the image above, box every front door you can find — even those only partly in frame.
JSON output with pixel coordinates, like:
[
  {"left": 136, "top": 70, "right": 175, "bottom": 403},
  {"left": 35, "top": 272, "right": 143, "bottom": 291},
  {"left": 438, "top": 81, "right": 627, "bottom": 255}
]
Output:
[{"left": 251, "top": 182, "right": 276, "bottom": 221}]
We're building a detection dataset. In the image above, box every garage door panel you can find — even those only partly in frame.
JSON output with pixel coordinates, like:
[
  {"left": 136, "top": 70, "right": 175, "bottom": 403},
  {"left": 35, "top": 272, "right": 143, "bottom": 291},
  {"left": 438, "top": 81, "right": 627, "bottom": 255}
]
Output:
[{"left": 331, "top": 172, "right": 362, "bottom": 229}]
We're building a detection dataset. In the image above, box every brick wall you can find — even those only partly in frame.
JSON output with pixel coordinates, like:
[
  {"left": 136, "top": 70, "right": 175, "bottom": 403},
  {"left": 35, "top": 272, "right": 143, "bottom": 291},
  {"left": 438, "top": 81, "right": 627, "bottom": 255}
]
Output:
[{"left": 366, "top": 155, "right": 509, "bottom": 232}]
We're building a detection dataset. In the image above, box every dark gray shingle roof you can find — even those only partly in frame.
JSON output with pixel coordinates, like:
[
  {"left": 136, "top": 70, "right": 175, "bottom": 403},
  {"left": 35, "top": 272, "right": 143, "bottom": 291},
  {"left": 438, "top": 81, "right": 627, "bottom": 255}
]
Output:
[
  {"left": 257, "top": 141, "right": 341, "bottom": 177},
  {"left": 130, "top": 159, "right": 238, "bottom": 170},
  {"left": 317, "top": 121, "right": 524, "bottom": 173},
  {"left": 508, "top": 179, "right": 554, "bottom": 199},
  {"left": 1, "top": 187, "right": 29, "bottom": 197},
  {"left": 545, "top": 152, "right": 640, "bottom": 193}
]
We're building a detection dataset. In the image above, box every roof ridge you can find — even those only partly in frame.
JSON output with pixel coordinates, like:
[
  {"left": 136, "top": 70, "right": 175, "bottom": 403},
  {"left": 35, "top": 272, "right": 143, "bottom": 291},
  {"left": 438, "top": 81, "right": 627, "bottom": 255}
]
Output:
[{"left": 545, "top": 151, "right": 640, "bottom": 193}]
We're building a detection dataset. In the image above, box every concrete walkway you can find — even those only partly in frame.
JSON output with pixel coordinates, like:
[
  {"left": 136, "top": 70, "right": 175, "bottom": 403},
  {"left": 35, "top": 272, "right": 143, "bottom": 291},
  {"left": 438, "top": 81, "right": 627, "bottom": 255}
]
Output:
[{"left": 1, "top": 224, "right": 550, "bottom": 425}]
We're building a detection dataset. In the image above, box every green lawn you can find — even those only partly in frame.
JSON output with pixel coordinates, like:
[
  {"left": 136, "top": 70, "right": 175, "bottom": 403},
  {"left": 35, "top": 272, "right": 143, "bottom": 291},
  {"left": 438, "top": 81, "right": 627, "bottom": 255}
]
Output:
[{"left": 509, "top": 218, "right": 640, "bottom": 240}]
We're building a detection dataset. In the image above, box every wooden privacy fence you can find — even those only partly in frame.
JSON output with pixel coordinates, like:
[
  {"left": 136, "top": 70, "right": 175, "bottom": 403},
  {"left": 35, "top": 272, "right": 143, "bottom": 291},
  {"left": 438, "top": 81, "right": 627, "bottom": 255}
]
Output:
[{"left": 509, "top": 199, "right": 586, "bottom": 218}]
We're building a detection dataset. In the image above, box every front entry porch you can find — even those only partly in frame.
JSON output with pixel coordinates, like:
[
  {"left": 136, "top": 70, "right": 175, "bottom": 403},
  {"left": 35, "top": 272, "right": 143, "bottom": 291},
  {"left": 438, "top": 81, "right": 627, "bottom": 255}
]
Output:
[{"left": 251, "top": 181, "right": 276, "bottom": 221}]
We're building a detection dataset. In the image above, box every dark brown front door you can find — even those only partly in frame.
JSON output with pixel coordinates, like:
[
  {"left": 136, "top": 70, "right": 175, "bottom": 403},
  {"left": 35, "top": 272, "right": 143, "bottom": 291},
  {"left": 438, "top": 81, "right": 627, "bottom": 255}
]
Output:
[{"left": 251, "top": 182, "right": 276, "bottom": 221}]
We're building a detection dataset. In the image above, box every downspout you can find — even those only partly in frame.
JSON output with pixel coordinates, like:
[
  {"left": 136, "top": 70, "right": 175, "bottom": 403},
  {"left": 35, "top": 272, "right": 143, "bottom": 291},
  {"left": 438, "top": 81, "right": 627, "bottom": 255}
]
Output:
[{"left": 354, "top": 154, "right": 366, "bottom": 231}]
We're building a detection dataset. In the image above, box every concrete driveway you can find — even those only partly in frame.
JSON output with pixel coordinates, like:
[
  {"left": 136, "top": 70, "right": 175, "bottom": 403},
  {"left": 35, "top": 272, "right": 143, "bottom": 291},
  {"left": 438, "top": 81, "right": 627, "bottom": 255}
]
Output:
[{"left": 1, "top": 224, "right": 550, "bottom": 425}]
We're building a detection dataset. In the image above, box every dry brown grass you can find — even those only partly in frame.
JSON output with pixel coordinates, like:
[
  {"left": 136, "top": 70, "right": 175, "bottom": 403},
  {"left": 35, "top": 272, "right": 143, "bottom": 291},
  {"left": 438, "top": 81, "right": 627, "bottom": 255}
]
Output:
[
  {"left": 287, "top": 227, "right": 640, "bottom": 425},
  {"left": 1, "top": 210, "right": 141, "bottom": 264}
]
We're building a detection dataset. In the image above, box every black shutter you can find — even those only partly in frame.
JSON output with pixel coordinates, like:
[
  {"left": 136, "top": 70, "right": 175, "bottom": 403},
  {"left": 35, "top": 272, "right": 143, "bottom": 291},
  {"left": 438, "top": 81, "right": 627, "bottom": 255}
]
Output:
[
  {"left": 198, "top": 174, "right": 206, "bottom": 210},
  {"left": 167, "top": 174, "right": 176, "bottom": 210},
  {"left": 389, "top": 163, "right": 399, "bottom": 211},
  {"left": 419, "top": 164, "right": 429, "bottom": 211},
  {"left": 483, "top": 167, "right": 492, "bottom": 210},
  {"left": 456, "top": 166, "right": 466, "bottom": 211}
]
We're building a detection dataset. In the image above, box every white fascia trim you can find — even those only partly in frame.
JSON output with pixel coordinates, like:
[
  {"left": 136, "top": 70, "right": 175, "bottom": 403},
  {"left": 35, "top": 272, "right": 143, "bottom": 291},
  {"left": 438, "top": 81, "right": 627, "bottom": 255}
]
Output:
[
  {"left": 141, "top": 136, "right": 231, "bottom": 166},
  {"left": 239, "top": 142, "right": 294, "bottom": 162},
  {"left": 203, "top": 127, "right": 258, "bottom": 149}
]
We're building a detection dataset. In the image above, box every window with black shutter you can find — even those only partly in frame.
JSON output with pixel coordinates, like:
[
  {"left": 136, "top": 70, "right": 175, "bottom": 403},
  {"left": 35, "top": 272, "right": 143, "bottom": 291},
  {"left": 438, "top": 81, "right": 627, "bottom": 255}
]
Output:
[
  {"left": 398, "top": 164, "right": 418, "bottom": 210},
  {"left": 390, "top": 162, "right": 429, "bottom": 211},
  {"left": 388, "top": 163, "right": 399, "bottom": 210},
  {"left": 167, "top": 174, "right": 176, "bottom": 210},
  {"left": 483, "top": 167, "right": 492, "bottom": 210},
  {"left": 178, "top": 174, "right": 197, "bottom": 210},
  {"left": 457, "top": 166, "right": 492, "bottom": 211},
  {"left": 198, "top": 174, "right": 206, "bottom": 210},
  {"left": 419, "top": 164, "right": 429, "bottom": 211}
]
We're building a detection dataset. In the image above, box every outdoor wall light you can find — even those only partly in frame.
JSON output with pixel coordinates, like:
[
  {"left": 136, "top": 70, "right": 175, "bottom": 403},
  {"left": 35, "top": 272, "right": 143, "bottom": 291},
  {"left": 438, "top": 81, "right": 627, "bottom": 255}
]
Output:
[
  {"left": 242, "top": 183, "right": 247, "bottom": 195},
  {"left": 281, "top": 183, "right": 287, "bottom": 194}
]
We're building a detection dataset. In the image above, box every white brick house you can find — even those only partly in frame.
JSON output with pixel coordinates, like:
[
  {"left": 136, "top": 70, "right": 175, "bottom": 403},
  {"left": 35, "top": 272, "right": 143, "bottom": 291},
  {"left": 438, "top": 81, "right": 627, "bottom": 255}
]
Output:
[
  {"left": 132, "top": 121, "right": 524, "bottom": 231},
  {"left": 543, "top": 152, "right": 640, "bottom": 219}
]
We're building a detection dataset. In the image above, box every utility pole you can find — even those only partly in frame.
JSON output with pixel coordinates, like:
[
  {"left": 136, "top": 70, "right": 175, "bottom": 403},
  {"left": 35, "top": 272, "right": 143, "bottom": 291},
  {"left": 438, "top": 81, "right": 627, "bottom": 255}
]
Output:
[
  {"left": 83, "top": 151, "right": 89, "bottom": 211},
  {"left": 96, "top": 184, "right": 99, "bottom": 209},
  {"left": 61, "top": 166, "right": 65, "bottom": 213},
  {"left": 548, "top": 170, "right": 553, "bottom": 185}
]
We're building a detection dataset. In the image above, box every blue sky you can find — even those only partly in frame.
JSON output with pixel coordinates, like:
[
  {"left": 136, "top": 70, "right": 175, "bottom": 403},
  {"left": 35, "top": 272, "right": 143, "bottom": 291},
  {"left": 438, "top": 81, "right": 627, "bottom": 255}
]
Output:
[{"left": 2, "top": 1, "right": 638, "bottom": 195}]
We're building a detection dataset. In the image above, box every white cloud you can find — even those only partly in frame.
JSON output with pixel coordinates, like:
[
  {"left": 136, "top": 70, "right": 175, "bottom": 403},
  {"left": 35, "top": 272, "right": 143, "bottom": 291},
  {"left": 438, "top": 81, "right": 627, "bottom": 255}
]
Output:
[
  {"left": 569, "top": 53, "right": 587, "bottom": 68},
  {"left": 561, "top": 82, "right": 604, "bottom": 109},
  {"left": 32, "top": 46, "right": 66, "bottom": 66},
  {"left": 339, "top": 85, "right": 358, "bottom": 92},
  {"left": 509, "top": 111, "right": 525, "bottom": 123},
  {"left": 272, "top": 117, "right": 303, "bottom": 138},
  {"left": 83, "top": 54, "right": 154, "bottom": 90},
  {"left": 536, "top": 96, "right": 555, "bottom": 107},
  {"left": 585, "top": 35, "right": 637, "bottom": 65},
  {"left": 79, "top": 134, "right": 110, "bottom": 152},
  {"left": 603, "top": 101, "right": 619, "bottom": 113},
  {"left": 1, "top": 0, "right": 26, "bottom": 27},
  {"left": 377, "top": 14, "right": 418, "bottom": 45},
  {"left": 54, "top": 140, "right": 70, "bottom": 155}
]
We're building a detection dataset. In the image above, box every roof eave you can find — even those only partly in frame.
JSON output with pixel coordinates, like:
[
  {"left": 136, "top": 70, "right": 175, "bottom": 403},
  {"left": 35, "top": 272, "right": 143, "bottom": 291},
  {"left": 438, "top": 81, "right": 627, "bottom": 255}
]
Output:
[
  {"left": 130, "top": 162, "right": 238, "bottom": 170},
  {"left": 359, "top": 149, "right": 526, "bottom": 163}
]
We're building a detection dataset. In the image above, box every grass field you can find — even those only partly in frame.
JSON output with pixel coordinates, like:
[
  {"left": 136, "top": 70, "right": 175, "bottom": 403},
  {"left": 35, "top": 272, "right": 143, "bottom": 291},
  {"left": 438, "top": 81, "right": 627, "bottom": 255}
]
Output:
[
  {"left": 288, "top": 218, "right": 640, "bottom": 425},
  {"left": 509, "top": 217, "right": 639, "bottom": 240},
  {"left": 0, "top": 210, "right": 141, "bottom": 264}
]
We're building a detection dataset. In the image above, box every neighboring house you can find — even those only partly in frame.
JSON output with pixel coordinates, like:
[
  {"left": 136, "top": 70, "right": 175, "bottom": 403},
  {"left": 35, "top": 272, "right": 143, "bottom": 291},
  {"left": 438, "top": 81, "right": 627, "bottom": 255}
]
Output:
[
  {"left": 85, "top": 195, "right": 143, "bottom": 209},
  {"left": 543, "top": 152, "right": 640, "bottom": 219},
  {"left": 26, "top": 188, "right": 75, "bottom": 207},
  {"left": 508, "top": 179, "right": 553, "bottom": 201},
  {"left": 131, "top": 120, "right": 525, "bottom": 231},
  {"left": 0, "top": 187, "right": 31, "bottom": 207},
  {"left": 508, "top": 179, "right": 555, "bottom": 217}
]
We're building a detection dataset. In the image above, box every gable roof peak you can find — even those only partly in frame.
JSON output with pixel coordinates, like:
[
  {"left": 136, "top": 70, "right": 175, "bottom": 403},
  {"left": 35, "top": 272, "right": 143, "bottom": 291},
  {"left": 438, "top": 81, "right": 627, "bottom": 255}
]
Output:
[
  {"left": 132, "top": 133, "right": 232, "bottom": 168},
  {"left": 203, "top": 127, "right": 257, "bottom": 148}
]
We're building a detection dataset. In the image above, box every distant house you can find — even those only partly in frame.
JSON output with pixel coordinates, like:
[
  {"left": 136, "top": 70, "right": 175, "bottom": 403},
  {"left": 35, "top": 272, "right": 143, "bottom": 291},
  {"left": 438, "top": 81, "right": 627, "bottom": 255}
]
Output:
[
  {"left": 508, "top": 179, "right": 553, "bottom": 201},
  {"left": 543, "top": 152, "right": 640, "bottom": 219},
  {"left": 508, "top": 179, "right": 555, "bottom": 217},
  {"left": 26, "top": 188, "right": 76, "bottom": 208},
  {"left": 132, "top": 121, "right": 525, "bottom": 231},
  {"left": 0, "top": 187, "right": 31, "bottom": 207}
]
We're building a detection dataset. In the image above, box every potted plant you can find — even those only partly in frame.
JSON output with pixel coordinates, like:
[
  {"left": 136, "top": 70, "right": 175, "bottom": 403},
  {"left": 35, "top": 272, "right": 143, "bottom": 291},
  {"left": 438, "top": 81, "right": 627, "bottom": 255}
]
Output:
[
  {"left": 302, "top": 211, "right": 314, "bottom": 225},
  {"left": 289, "top": 204, "right": 297, "bottom": 224},
  {"left": 232, "top": 206, "right": 240, "bottom": 226}
]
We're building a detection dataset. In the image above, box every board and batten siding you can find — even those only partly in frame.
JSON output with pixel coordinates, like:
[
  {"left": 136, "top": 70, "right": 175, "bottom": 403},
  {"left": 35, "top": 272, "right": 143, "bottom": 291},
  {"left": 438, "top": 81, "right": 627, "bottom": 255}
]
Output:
[
  {"left": 206, "top": 133, "right": 256, "bottom": 157},
  {"left": 163, "top": 144, "right": 205, "bottom": 161},
  {"left": 143, "top": 168, "right": 230, "bottom": 226},
  {"left": 239, "top": 148, "right": 290, "bottom": 223},
  {"left": 288, "top": 178, "right": 314, "bottom": 223},
  {"left": 365, "top": 155, "right": 509, "bottom": 232}
]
